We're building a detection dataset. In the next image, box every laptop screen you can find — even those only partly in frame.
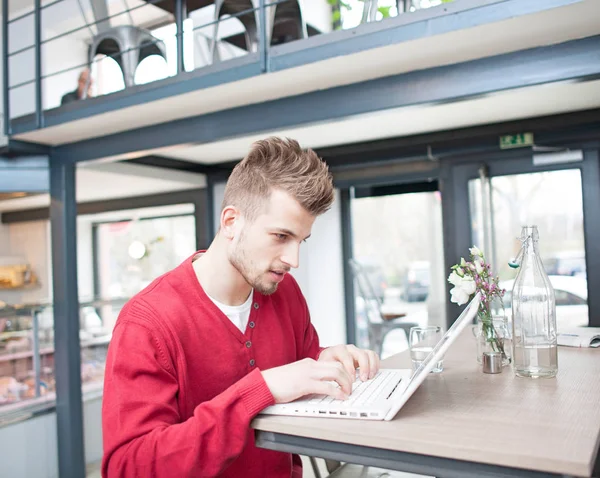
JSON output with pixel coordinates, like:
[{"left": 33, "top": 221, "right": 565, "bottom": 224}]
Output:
[{"left": 384, "top": 293, "right": 481, "bottom": 420}]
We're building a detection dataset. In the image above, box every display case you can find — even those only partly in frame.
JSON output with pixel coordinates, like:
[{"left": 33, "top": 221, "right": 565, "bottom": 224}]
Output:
[{"left": 0, "top": 298, "right": 128, "bottom": 422}]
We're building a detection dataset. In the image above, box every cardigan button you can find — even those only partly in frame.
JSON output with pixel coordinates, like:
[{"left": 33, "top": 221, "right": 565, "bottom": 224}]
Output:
[
  {"left": 253, "top": 302, "right": 259, "bottom": 309},
  {"left": 249, "top": 359, "right": 255, "bottom": 367},
  {"left": 246, "top": 341, "right": 252, "bottom": 348},
  {"left": 249, "top": 321, "right": 255, "bottom": 328}
]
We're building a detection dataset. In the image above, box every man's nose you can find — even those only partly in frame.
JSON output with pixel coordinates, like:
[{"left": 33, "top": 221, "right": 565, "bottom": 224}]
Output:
[{"left": 280, "top": 243, "right": 300, "bottom": 269}]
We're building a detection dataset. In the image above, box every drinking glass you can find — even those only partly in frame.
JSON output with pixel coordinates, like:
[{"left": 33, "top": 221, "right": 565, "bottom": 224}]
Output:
[{"left": 409, "top": 326, "right": 444, "bottom": 373}]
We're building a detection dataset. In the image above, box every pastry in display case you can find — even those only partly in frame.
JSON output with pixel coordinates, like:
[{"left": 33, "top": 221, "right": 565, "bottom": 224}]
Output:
[{"left": 0, "top": 261, "right": 38, "bottom": 289}]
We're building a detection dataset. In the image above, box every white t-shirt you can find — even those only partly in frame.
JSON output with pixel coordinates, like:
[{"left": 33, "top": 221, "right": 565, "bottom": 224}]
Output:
[{"left": 207, "top": 290, "right": 254, "bottom": 333}]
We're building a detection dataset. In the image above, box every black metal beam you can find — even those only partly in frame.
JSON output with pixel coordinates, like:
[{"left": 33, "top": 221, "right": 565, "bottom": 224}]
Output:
[
  {"left": 440, "top": 160, "right": 471, "bottom": 328},
  {"left": 258, "top": 0, "right": 269, "bottom": 73},
  {"left": 91, "top": 224, "right": 101, "bottom": 302},
  {"left": 319, "top": 109, "right": 600, "bottom": 169},
  {"left": 354, "top": 181, "right": 438, "bottom": 198},
  {"left": 174, "top": 0, "right": 186, "bottom": 74},
  {"left": 581, "top": 149, "right": 600, "bottom": 328},
  {"left": 205, "top": 175, "right": 217, "bottom": 242},
  {"left": 34, "top": 0, "right": 43, "bottom": 129},
  {"left": 49, "top": 157, "right": 85, "bottom": 478},
  {"left": 0, "top": 139, "right": 52, "bottom": 157},
  {"left": 255, "top": 431, "right": 564, "bottom": 478},
  {"left": 127, "top": 155, "right": 236, "bottom": 175},
  {"left": 2, "top": 0, "right": 10, "bottom": 136},
  {"left": 194, "top": 188, "right": 210, "bottom": 250},
  {"left": 52, "top": 36, "right": 600, "bottom": 164},
  {"left": 1, "top": 188, "right": 206, "bottom": 223},
  {"left": 340, "top": 188, "right": 356, "bottom": 346}
]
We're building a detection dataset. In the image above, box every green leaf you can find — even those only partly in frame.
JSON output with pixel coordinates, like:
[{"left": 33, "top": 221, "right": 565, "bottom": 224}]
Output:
[
  {"left": 332, "top": 10, "right": 341, "bottom": 22},
  {"left": 378, "top": 6, "right": 392, "bottom": 18}
]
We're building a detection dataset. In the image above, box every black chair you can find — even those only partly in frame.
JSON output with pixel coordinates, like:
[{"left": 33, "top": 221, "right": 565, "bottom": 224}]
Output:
[
  {"left": 270, "top": 0, "right": 307, "bottom": 46},
  {"left": 211, "top": 0, "right": 259, "bottom": 63},
  {"left": 88, "top": 26, "right": 168, "bottom": 88},
  {"left": 211, "top": 0, "right": 308, "bottom": 63},
  {"left": 81, "top": 0, "right": 167, "bottom": 96}
]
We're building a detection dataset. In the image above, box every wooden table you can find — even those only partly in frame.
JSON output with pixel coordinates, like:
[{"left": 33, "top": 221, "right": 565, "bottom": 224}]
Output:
[{"left": 252, "top": 331, "right": 600, "bottom": 477}]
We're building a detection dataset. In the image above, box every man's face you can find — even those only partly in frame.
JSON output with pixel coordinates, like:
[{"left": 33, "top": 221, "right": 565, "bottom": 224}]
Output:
[{"left": 228, "top": 189, "right": 315, "bottom": 295}]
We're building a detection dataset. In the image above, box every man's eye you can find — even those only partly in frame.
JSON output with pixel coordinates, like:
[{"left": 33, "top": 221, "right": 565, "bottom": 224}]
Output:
[{"left": 275, "top": 234, "right": 287, "bottom": 241}]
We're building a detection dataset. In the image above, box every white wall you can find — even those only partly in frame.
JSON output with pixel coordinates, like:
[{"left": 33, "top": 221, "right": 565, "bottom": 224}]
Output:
[
  {"left": 213, "top": 183, "right": 347, "bottom": 346},
  {"left": 295, "top": 190, "right": 346, "bottom": 346}
]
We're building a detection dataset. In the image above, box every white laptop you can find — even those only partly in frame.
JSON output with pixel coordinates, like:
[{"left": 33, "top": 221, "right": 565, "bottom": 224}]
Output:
[{"left": 260, "top": 294, "right": 480, "bottom": 421}]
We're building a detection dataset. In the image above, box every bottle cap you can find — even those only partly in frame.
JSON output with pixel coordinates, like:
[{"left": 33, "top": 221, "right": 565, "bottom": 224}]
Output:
[{"left": 482, "top": 352, "right": 503, "bottom": 374}]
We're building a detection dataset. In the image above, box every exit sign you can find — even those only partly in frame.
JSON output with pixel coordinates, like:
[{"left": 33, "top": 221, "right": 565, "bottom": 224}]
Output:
[{"left": 499, "top": 132, "right": 534, "bottom": 149}]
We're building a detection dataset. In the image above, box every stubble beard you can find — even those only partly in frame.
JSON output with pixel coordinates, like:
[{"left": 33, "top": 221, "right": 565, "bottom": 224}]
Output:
[{"left": 229, "top": 232, "right": 279, "bottom": 296}]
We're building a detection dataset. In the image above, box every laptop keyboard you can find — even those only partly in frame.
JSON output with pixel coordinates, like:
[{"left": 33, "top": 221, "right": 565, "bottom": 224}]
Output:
[{"left": 305, "top": 369, "right": 402, "bottom": 407}]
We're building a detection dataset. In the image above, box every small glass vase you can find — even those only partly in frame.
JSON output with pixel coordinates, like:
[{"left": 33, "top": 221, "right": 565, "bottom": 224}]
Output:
[{"left": 475, "top": 306, "right": 511, "bottom": 367}]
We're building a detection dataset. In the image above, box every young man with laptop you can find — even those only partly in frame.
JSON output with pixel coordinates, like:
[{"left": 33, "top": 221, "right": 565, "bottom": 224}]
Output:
[{"left": 101, "top": 137, "right": 381, "bottom": 478}]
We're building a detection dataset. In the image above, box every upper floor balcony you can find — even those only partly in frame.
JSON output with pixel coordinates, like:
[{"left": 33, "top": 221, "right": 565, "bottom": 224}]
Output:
[{"left": 2, "top": 0, "right": 600, "bottom": 156}]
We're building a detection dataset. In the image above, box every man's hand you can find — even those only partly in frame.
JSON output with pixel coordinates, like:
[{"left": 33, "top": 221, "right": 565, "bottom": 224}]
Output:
[
  {"left": 318, "top": 344, "right": 380, "bottom": 383},
  {"left": 261, "top": 358, "right": 353, "bottom": 404}
]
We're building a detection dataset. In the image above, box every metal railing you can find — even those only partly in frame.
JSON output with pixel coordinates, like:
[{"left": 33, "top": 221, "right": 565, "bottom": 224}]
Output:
[{"left": 1, "top": 0, "right": 448, "bottom": 137}]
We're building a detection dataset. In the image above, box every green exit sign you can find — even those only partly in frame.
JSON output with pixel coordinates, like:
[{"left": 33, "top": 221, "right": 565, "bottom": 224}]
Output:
[{"left": 499, "top": 132, "right": 534, "bottom": 149}]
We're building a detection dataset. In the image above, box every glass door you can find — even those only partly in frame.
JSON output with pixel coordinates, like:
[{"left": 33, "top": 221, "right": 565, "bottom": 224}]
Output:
[{"left": 350, "top": 185, "right": 445, "bottom": 359}]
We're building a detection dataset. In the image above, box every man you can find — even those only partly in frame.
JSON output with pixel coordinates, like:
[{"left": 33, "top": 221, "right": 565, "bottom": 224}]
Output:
[
  {"left": 101, "top": 137, "right": 380, "bottom": 477},
  {"left": 60, "top": 68, "right": 92, "bottom": 105}
]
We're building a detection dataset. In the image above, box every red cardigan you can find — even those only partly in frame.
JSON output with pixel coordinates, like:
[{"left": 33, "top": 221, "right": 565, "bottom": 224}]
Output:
[{"left": 101, "top": 253, "right": 323, "bottom": 477}]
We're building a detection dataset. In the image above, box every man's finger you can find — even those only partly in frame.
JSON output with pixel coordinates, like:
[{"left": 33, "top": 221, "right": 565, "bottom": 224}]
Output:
[
  {"left": 350, "top": 348, "right": 370, "bottom": 382},
  {"left": 313, "top": 362, "right": 353, "bottom": 395},
  {"left": 311, "top": 380, "right": 348, "bottom": 401},
  {"left": 368, "top": 350, "right": 380, "bottom": 379},
  {"left": 335, "top": 347, "right": 357, "bottom": 381}
]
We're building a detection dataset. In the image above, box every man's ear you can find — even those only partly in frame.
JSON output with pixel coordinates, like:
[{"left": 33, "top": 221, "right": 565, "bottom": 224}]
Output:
[{"left": 220, "top": 205, "right": 241, "bottom": 240}]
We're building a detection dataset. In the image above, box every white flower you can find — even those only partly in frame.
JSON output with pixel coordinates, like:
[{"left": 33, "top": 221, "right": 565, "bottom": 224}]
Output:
[
  {"left": 448, "top": 271, "right": 463, "bottom": 286},
  {"left": 460, "top": 277, "right": 476, "bottom": 295},
  {"left": 450, "top": 286, "right": 470, "bottom": 305},
  {"left": 448, "top": 271, "right": 476, "bottom": 306},
  {"left": 469, "top": 246, "right": 483, "bottom": 257},
  {"left": 474, "top": 259, "right": 484, "bottom": 275}
]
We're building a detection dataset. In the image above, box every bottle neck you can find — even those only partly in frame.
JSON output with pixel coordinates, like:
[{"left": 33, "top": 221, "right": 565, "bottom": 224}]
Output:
[{"left": 524, "top": 236, "right": 540, "bottom": 255}]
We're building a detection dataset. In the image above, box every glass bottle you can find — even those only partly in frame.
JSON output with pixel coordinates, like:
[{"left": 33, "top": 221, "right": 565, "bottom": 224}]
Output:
[{"left": 510, "top": 226, "right": 558, "bottom": 378}]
